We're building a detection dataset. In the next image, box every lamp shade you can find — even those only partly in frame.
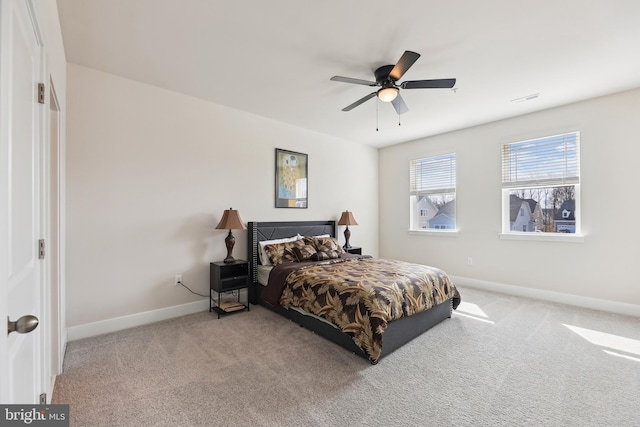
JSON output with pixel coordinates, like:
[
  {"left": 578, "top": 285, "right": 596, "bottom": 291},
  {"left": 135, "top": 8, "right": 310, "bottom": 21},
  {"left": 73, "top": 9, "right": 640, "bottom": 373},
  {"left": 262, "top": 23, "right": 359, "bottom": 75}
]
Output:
[
  {"left": 215, "top": 208, "right": 246, "bottom": 230},
  {"left": 338, "top": 210, "right": 358, "bottom": 226}
]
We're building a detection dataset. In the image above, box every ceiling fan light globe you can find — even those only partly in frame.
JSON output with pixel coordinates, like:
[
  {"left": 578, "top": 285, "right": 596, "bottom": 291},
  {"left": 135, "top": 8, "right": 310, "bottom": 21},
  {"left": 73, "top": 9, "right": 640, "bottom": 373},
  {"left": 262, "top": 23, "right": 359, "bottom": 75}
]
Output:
[{"left": 378, "top": 87, "right": 399, "bottom": 102}]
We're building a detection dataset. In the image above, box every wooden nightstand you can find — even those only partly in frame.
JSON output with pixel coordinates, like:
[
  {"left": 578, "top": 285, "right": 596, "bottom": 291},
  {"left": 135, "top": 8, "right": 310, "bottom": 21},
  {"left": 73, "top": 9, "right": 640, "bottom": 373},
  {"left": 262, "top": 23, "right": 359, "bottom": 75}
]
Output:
[
  {"left": 344, "top": 246, "right": 362, "bottom": 255},
  {"left": 210, "top": 260, "right": 249, "bottom": 318}
]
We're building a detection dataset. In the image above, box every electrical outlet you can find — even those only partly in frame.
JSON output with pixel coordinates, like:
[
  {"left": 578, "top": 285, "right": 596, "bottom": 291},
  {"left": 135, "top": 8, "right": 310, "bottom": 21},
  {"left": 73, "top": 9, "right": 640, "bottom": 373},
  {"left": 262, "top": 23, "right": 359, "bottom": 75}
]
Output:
[
  {"left": 467, "top": 257, "right": 473, "bottom": 266},
  {"left": 175, "top": 275, "right": 182, "bottom": 286}
]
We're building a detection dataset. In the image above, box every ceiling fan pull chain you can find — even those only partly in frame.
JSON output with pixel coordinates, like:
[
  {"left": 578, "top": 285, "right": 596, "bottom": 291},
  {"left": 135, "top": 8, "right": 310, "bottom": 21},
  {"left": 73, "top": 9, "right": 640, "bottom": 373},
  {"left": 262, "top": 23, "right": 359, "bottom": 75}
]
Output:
[
  {"left": 398, "top": 114, "right": 401, "bottom": 126},
  {"left": 376, "top": 98, "right": 379, "bottom": 131}
]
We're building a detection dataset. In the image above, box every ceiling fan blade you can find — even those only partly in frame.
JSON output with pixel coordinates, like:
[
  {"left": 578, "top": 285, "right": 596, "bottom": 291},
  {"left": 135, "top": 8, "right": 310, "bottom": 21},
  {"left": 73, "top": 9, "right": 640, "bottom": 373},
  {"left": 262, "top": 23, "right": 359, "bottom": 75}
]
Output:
[
  {"left": 402, "top": 78, "right": 456, "bottom": 89},
  {"left": 389, "top": 51, "right": 421, "bottom": 81},
  {"left": 391, "top": 93, "right": 409, "bottom": 115},
  {"left": 342, "top": 92, "right": 377, "bottom": 111},
  {"left": 331, "top": 76, "right": 378, "bottom": 86}
]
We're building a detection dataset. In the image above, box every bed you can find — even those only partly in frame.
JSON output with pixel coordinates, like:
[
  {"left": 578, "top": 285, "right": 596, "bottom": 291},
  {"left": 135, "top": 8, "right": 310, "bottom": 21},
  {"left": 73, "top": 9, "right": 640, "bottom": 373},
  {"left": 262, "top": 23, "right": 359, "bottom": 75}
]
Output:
[{"left": 248, "top": 220, "right": 460, "bottom": 364}]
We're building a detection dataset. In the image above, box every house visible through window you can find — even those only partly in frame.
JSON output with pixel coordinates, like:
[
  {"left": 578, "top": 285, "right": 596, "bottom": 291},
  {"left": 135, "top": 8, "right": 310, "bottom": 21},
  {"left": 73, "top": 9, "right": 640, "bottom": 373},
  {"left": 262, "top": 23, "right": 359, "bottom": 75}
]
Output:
[
  {"left": 502, "top": 132, "right": 580, "bottom": 234},
  {"left": 410, "top": 153, "right": 456, "bottom": 231}
]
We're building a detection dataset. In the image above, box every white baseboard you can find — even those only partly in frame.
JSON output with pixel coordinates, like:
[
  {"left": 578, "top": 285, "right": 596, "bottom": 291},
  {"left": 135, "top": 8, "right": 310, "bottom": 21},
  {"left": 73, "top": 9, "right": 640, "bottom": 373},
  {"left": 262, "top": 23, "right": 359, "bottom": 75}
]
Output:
[
  {"left": 450, "top": 275, "right": 640, "bottom": 317},
  {"left": 66, "top": 299, "right": 209, "bottom": 341}
]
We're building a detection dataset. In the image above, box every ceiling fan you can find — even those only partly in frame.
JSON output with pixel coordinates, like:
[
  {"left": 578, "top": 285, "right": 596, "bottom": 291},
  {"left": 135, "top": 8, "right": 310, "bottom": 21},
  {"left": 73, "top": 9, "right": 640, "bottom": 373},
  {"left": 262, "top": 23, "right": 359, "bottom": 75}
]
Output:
[{"left": 330, "top": 50, "right": 456, "bottom": 115}]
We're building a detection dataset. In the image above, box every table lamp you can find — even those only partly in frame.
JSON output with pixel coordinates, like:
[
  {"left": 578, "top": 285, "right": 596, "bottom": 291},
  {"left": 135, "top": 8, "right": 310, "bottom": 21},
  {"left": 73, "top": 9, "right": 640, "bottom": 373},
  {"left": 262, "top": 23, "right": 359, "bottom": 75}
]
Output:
[
  {"left": 338, "top": 210, "right": 358, "bottom": 249},
  {"left": 215, "top": 207, "right": 246, "bottom": 263}
]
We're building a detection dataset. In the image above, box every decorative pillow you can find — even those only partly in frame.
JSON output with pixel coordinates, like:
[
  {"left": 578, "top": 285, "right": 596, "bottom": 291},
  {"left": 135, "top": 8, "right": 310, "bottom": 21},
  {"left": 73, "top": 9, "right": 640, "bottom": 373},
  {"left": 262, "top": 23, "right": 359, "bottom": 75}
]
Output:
[
  {"left": 310, "top": 250, "right": 340, "bottom": 261},
  {"left": 292, "top": 244, "right": 317, "bottom": 262},
  {"left": 305, "top": 236, "right": 344, "bottom": 254},
  {"left": 259, "top": 235, "right": 301, "bottom": 265},
  {"left": 264, "top": 239, "right": 306, "bottom": 265}
]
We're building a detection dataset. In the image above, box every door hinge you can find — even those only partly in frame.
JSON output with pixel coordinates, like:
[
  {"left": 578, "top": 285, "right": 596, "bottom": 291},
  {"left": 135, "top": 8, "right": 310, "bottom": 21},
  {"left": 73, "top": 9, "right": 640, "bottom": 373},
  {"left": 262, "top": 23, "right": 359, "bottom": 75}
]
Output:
[
  {"left": 38, "top": 239, "right": 45, "bottom": 260},
  {"left": 40, "top": 393, "right": 47, "bottom": 404},
  {"left": 38, "top": 83, "right": 45, "bottom": 104}
]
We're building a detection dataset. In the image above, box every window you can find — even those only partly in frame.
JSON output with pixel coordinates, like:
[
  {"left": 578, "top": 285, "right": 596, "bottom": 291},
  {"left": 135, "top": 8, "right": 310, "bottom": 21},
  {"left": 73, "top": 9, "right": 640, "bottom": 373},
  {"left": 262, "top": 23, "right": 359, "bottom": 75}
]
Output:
[
  {"left": 502, "top": 132, "right": 580, "bottom": 234},
  {"left": 410, "top": 153, "right": 456, "bottom": 231}
]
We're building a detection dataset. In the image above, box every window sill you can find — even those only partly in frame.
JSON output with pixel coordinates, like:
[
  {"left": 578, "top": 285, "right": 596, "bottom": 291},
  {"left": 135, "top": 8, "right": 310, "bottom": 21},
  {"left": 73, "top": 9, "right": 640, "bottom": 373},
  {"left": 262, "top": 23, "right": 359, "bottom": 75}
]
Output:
[
  {"left": 499, "top": 232, "right": 584, "bottom": 243},
  {"left": 409, "top": 229, "right": 459, "bottom": 237}
]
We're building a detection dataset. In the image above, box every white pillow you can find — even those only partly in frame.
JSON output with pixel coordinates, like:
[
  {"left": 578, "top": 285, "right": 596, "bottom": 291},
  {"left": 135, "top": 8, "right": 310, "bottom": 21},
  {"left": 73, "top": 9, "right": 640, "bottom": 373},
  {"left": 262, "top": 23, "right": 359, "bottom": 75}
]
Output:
[{"left": 258, "top": 235, "right": 302, "bottom": 265}]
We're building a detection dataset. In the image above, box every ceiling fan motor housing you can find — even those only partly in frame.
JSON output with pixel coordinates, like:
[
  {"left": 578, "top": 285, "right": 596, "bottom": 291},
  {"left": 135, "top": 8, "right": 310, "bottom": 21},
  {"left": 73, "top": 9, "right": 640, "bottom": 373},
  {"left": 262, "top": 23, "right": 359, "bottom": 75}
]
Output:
[{"left": 374, "top": 65, "right": 395, "bottom": 87}]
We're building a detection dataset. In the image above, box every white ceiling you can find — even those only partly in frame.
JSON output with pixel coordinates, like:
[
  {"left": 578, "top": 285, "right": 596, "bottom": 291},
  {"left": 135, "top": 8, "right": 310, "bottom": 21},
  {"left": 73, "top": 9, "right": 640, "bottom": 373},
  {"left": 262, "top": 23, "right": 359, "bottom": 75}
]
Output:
[{"left": 56, "top": 0, "right": 640, "bottom": 148}]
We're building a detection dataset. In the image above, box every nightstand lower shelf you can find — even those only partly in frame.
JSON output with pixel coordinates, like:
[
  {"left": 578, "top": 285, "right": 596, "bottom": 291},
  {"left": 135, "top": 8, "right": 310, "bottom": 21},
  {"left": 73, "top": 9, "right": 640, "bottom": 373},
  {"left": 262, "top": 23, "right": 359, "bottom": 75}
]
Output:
[{"left": 209, "top": 288, "right": 249, "bottom": 318}]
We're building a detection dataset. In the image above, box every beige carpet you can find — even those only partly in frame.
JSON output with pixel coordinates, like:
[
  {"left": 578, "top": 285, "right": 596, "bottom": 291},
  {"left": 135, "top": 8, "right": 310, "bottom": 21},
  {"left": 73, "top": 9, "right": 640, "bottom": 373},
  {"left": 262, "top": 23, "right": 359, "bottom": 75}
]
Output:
[{"left": 53, "top": 287, "right": 640, "bottom": 426}]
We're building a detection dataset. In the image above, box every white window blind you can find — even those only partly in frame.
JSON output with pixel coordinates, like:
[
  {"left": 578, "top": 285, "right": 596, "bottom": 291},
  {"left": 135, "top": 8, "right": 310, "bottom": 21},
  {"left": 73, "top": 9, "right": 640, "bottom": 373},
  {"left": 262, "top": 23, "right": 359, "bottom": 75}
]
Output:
[
  {"left": 502, "top": 132, "right": 579, "bottom": 189},
  {"left": 410, "top": 153, "right": 456, "bottom": 196}
]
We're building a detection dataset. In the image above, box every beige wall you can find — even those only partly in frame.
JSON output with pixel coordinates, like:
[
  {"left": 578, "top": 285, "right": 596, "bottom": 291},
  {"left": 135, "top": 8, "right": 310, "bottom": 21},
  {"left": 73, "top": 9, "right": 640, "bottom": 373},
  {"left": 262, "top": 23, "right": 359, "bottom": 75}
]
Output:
[
  {"left": 379, "top": 88, "right": 640, "bottom": 307},
  {"left": 66, "top": 64, "right": 378, "bottom": 327},
  {"left": 66, "top": 63, "right": 640, "bottom": 329}
]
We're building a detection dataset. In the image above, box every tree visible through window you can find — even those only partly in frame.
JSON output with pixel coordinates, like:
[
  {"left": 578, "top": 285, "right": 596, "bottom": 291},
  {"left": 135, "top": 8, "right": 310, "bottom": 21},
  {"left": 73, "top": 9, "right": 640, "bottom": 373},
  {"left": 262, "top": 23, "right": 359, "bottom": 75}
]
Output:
[
  {"left": 410, "top": 153, "right": 456, "bottom": 231},
  {"left": 502, "top": 132, "right": 580, "bottom": 234}
]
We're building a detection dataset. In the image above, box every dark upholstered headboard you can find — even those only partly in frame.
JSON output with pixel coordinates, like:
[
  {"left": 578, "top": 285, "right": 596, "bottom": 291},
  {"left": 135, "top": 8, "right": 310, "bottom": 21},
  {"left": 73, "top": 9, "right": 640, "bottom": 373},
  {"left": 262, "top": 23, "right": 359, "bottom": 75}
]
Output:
[{"left": 247, "top": 220, "right": 336, "bottom": 286}]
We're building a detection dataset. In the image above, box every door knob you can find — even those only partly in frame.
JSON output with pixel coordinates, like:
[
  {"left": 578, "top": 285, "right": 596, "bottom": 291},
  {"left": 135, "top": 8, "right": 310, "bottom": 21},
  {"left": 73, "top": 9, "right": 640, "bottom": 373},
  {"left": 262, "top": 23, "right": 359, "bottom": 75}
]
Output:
[{"left": 7, "top": 315, "right": 39, "bottom": 335}]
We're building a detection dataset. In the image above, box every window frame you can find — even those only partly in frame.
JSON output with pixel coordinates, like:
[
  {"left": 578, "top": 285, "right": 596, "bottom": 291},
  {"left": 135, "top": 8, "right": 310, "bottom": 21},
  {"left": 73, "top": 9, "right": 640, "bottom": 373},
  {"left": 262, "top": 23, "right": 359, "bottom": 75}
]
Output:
[
  {"left": 500, "top": 131, "right": 583, "bottom": 242},
  {"left": 409, "top": 153, "right": 457, "bottom": 234}
]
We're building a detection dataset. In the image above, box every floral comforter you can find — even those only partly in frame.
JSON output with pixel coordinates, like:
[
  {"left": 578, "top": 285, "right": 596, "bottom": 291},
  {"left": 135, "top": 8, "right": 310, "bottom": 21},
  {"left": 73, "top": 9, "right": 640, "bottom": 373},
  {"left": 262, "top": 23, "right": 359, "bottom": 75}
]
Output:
[{"left": 261, "top": 256, "right": 460, "bottom": 363}]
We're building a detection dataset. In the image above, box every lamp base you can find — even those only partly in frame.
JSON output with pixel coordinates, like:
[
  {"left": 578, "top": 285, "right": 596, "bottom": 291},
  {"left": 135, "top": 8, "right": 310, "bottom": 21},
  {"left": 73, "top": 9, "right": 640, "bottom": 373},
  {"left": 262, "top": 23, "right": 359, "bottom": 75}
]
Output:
[
  {"left": 224, "top": 230, "right": 236, "bottom": 264},
  {"left": 343, "top": 226, "right": 352, "bottom": 249}
]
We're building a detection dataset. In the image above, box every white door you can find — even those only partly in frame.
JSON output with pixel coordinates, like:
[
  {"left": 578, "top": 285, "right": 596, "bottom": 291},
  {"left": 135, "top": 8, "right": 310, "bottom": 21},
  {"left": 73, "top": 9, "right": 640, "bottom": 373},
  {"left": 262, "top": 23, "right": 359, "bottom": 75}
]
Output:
[{"left": 0, "top": 0, "right": 45, "bottom": 404}]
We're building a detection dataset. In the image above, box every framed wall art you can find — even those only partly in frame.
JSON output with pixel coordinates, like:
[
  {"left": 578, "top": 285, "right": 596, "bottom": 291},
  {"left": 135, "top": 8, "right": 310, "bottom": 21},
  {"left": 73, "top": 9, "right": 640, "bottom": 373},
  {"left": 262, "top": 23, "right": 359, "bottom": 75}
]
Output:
[{"left": 275, "top": 148, "right": 308, "bottom": 208}]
